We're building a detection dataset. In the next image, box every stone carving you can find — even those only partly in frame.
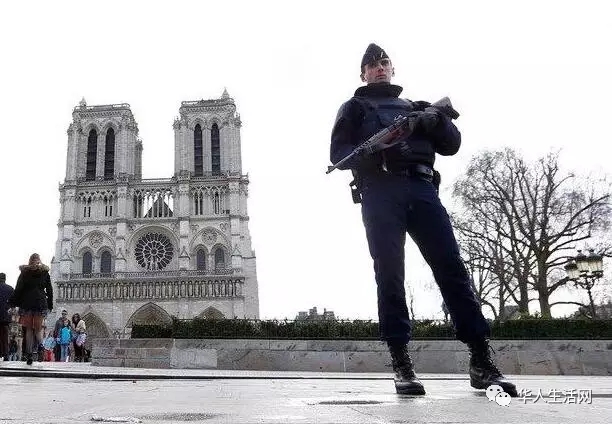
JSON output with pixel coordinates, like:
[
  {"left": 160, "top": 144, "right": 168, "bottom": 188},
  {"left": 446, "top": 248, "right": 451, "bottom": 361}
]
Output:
[
  {"left": 180, "top": 246, "right": 190, "bottom": 258},
  {"left": 219, "top": 223, "right": 228, "bottom": 232},
  {"left": 73, "top": 228, "right": 83, "bottom": 236},
  {"left": 109, "top": 227, "right": 117, "bottom": 237},
  {"left": 191, "top": 224, "right": 199, "bottom": 232},
  {"left": 202, "top": 229, "right": 217, "bottom": 245},
  {"left": 233, "top": 114, "right": 242, "bottom": 127},
  {"left": 177, "top": 170, "right": 190, "bottom": 182},
  {"left": 89, "top": 232, "right": 103, "bottom": 248}
]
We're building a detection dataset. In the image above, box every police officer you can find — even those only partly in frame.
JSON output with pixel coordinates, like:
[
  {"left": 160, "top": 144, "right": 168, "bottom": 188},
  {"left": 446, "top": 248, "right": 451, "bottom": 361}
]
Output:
[{"left": 329, "top": 43, "right": 517, "bottom": 396}]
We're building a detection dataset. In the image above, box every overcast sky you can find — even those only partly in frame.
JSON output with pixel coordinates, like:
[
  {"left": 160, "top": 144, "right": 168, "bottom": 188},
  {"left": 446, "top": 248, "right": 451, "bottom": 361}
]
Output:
[{"left": 1, "top": 0, "right": 610, "bottom": 321}]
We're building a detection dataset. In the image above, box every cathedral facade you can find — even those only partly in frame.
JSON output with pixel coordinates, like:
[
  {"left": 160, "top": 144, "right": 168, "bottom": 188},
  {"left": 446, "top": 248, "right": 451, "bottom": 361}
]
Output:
[{"left": 50, "top": 91, "right": 259, "bottom": 339}]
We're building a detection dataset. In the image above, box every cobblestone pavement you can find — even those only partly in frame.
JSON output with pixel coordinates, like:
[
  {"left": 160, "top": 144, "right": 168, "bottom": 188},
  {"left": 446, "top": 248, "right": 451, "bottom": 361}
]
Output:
[{"left": 1, "top": 362, "right": 610, "bottom": 423}]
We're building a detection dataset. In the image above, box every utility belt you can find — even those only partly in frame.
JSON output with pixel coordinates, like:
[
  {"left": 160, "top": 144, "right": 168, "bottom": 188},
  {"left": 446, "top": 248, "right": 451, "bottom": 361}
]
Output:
[
  {"left": 385, "top": 164, "right": 434, "bottom": 181},
  {"left": 350, "top": 164, "right": 440, "bottom": 204}
]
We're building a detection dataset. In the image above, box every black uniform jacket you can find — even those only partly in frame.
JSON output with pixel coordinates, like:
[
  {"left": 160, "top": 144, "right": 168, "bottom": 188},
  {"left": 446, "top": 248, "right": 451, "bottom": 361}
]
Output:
[{"left": 330, "top": 82, "right": 461, "bottom": 172}]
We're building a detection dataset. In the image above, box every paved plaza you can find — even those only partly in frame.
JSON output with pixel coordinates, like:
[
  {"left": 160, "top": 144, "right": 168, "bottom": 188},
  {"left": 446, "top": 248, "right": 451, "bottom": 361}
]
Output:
[{"left": 1, "top": 362, "right": 610, "bottom": 423}]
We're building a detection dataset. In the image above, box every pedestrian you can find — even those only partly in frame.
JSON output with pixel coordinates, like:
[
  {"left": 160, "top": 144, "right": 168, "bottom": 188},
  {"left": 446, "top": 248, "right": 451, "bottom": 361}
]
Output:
[
  {"left": 53, "top": 309, "right": 69, "bottom": 361},
  {"left": 8, "top": 335, "right": 18, "bottom": 361},
  {"left": 8, "top": 253, "right": 53, "bottom": 365},
  {"left": 0, "top": 272, "right": 15, "bottom": 361},
  {"left": 71, "top": 313, "right": 87, "bottom": 362},
  {"left": 58, "top": 319, "right": 72, "bottom": 362},
  {"left": 42, "top": 330, "right": 56, "bottom": 362},
  {"left": 329, "top": 43, "right": 516, "bottom": 396}
]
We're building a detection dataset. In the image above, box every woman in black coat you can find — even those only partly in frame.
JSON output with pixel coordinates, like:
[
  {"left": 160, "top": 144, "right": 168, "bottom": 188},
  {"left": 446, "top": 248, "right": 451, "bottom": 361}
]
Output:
[{"left": 9, "top": 253, "right": 53, "bottom": 365}]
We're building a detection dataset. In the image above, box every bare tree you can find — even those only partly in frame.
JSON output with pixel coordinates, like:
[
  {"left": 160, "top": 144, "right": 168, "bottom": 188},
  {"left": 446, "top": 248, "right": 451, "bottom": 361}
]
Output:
[
  {"left": 452, "top": 150, "right": 534, "bottom": 315},
  {"left": 452, "top": 149, "right": 611, "bottom": 318},
  {"left": 453, "top": 219, "right": 517, "bottom": 319}
]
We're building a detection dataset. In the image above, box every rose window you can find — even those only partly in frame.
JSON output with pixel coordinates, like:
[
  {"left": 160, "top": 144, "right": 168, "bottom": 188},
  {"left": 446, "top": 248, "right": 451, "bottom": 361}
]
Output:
[{"left": 134, "top": 233, "right": 174, "bottom": 270}]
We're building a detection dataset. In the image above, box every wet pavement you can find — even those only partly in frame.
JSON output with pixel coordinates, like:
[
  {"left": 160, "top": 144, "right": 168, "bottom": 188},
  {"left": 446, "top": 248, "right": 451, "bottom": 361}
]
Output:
[{"left": 1, "top": 362, "right": 610, "bottom": 423}]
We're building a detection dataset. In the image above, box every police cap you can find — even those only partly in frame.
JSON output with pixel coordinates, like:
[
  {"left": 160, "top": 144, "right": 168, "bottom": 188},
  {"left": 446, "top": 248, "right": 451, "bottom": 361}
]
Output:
[{"left": 361, "top": 43, "right": 390, "bottom": 71}]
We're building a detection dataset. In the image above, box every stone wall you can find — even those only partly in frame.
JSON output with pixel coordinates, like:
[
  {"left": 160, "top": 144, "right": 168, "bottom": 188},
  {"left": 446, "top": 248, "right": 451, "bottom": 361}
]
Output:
[{"left": 92, "top": 339, "right": 612, "bottom": 375}]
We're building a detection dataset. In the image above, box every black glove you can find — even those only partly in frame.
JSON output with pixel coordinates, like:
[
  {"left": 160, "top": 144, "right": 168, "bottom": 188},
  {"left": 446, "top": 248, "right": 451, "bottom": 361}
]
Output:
[
  {"left": 361, "top": 143, "right": 377, "bottom": 155},
  {"left": 412, "top": 100, "right": 432, "bottom": 110},
  {"left": 361, "top": 139, "right": 391, "bottom": 155},
  {"left": 417, "top": 108, "right": 440, "bottom": 133}
]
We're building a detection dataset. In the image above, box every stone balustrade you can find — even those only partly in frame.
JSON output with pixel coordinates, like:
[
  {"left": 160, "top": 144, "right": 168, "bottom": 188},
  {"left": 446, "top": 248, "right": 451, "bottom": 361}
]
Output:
[{"left": 56, "top": 277, "right": 244, "bottom": 302}]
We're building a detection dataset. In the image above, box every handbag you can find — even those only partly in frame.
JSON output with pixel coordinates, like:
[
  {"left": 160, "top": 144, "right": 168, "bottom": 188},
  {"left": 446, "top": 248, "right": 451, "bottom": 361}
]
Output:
[{"left": 76, "top": 332, "right": 87, "bottom": 347}]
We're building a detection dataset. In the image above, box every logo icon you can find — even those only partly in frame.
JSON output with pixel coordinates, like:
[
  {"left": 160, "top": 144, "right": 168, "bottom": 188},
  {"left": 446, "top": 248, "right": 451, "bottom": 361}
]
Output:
[
  {"left": 486, "top": 384, "right": 511, "bottom": 407},
  {"left": 495, "top": 392, "right": 511, "bottom": 406},
  {"left": 486, "top": 385, "right": 504, "bottom": 401}
]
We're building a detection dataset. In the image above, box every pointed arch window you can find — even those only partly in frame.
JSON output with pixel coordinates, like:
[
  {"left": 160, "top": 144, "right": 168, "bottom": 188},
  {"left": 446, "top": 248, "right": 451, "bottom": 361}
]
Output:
[
  {"left": 86, "top": 129, "right": 97, "bottom": 181},
  {"left": 196, "top": 249, "right": 206, "bottom": 270},
  {"left": 214, "top": 249, "right": 225, "bottom": 269},
  {"left": 83, "top": 196, "right": 91, "bottom": 218},
  {"left": 194, "top": 124, "right": 203, "bottom": 177},
  {"left": 82, "top": 252, "right": 93, "bottom": 275},
  {"left": 100, "top": 251, "right": 112, "bottom": 275},
  {"left": 104, "top": 128, "right": 115, "bottom": 180},
  {"left": 193, "top": 191, "right": 203, "bottom": 215},
  {"left": 104, "top": 195, "right": 113, "bottom": 217},
  {"left": 213, "top": 192, "right": 220, "bottom": 214},
  {"left": 211, "top": 123, "right": 220, "bottom": 175}
]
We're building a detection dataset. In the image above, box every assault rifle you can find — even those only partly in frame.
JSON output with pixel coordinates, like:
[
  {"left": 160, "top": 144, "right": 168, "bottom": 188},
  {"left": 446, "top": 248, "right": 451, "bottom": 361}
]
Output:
[{"left": 326, "top": 97, "right": 459, "bottom": 174}]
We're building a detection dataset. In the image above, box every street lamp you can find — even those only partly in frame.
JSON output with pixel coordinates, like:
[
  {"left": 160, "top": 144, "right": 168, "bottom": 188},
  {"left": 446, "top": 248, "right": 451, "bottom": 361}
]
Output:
[
  {"left": 575, "top": 250, "right": 589, "bottom": 273},
  {"left": 564, "top": 260, "right": 579, "bottom": 280},
  {"left": 564, "top": 249, "right": 604, "bottom": 318},
  {"left": 586, "top": 250, "right": 604, "bottom": 277}
]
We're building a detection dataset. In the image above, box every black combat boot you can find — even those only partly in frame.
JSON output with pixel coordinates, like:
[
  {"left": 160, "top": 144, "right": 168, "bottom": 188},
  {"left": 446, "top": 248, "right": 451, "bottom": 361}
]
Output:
[
  {"left": 468, "top": 339, "right": 517, "bottom": 397},
  {"left": 388, "top": 343, "right": 426, "bottom": 395}
]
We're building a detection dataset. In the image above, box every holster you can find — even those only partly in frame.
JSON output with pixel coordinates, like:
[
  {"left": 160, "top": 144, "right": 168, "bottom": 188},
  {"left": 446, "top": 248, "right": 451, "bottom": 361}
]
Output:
[
  {"left": 433, "top": 169, "right": 441, "bottom": 194},
  {"left": 349, "top": 170, "right": 362, "bottom": 204}
]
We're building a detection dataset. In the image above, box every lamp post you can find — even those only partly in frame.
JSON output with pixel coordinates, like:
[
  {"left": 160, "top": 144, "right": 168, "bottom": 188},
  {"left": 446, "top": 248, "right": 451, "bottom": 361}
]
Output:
[{"left": 564, "top": 249, "right": 604, "bottom": 318}]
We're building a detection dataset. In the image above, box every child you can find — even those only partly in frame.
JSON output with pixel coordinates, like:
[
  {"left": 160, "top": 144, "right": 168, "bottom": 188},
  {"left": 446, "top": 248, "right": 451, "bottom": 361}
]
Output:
[
  {"left": 42, "top": 331, "right": 56, "bottom": 361},
  {"left": 57, "top": 319, "right": 72, "bottom": 362},
  {"left": 8, "top": 335, "right": 18, "bottom": 361}
]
